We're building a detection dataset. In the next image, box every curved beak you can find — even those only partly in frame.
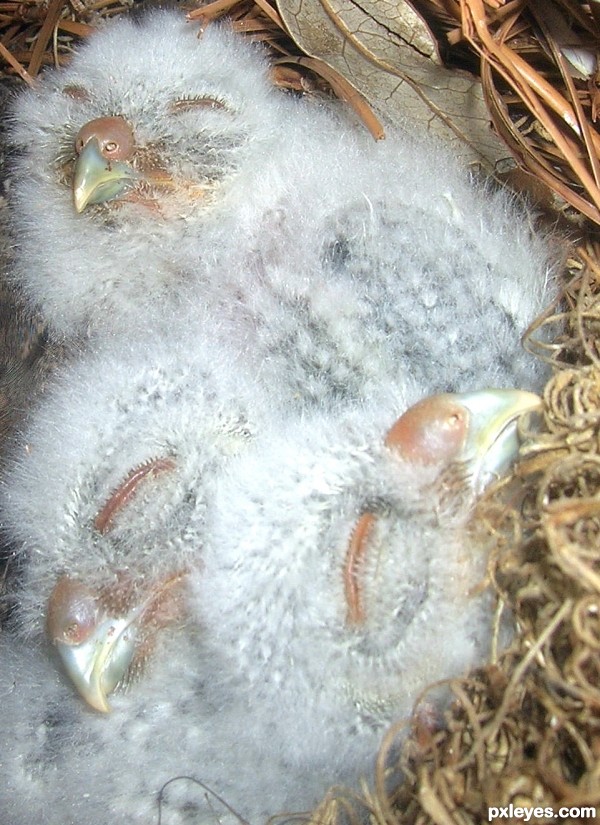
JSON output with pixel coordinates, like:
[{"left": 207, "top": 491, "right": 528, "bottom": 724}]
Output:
[
  {"left": 73, "top": 138, "right": 138, "bottom": 213},
  {"left": 455, "top": 389, "right": 540, "bottom": 494},
  {"left": 385, "top": 388, "right": 541, "bottom": 486},
  {"left": 54, "top": 616, "right": 137, "bottom": 713},
  {"left": 344, "top": 388, "right": 541, "bottom": 624},
  {"left": 48, "top": 571, "right": 186, "bottom": 712}
]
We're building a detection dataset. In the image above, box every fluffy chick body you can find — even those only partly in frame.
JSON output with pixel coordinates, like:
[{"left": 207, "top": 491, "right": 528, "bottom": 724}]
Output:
[
  {"left": 8, "top": 14, "right": 554, "bottom": 406},
  {"left": 0, "top": 336, "right": 493, "bottom": 823},
  {"left": 0, "top": 11, "right": 559, "bottom": 824}
]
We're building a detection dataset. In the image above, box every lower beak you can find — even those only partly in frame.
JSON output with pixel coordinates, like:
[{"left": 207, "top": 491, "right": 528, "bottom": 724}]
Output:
[{"left": 73, "top": 138, "right": 138, "bottom": 213}]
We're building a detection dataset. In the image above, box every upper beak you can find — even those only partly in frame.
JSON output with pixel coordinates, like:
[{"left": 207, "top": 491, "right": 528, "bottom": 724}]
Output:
[
  {"left": 47, "top": 571, "right": 186, "bottom": 712},
  {"left": 452, "top": 389, "right": 540, "bottom": 494},
  {"left": 54, "top": 616, "right": 137, "bottom": 713},
  {"left": 72, "top": 115, "right": 139, "bottom": 213},
  {"left": 73, "top": 138, "right": 138, "bottom": 213}
]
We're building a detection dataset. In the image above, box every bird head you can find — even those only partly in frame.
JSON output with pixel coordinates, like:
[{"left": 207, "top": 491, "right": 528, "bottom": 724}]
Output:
[
  {"left": 12, "top": 14, "right": 274, "bottom": 221},
  {"left": 2, "top": 331, "right": 260, "bottom": 712},
  {"left": 191, "top": 388, "right": 540, "bottom": 732},
  {"left": 26, "top": 387, "right": 539, "bottom": 715},
  {"left": 7, "top": 13, "right": 287, "bottom": 335}
]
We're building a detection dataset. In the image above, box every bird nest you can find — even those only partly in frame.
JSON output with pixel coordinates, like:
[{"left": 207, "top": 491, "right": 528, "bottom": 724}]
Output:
[{"left": 2, "top": 1, "right": 600, "bottom": 824}]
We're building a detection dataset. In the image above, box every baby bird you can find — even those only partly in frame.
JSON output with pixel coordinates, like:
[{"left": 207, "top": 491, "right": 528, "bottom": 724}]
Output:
[
  {"left": 1, "top": 325, "right": 264, "bottom": 647},
  {"left": 0, "top": 316, "right": 539, "bottom": 823},
  {"left": 0, "top": 9, "right": 559, "bottom": 823},
  {"left": 7, "top": 11, "right": 554, "bottom": 408}
]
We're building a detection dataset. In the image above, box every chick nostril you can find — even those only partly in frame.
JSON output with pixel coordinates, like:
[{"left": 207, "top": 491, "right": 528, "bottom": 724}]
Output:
[{"left": 74, "top": 116, "right": 135, "bottom": 161}]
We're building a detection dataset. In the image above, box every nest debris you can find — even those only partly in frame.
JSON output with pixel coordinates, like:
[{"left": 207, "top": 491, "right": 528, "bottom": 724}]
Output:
[{"left": 2, "top": 1, "right": 600, "bottom": 823}]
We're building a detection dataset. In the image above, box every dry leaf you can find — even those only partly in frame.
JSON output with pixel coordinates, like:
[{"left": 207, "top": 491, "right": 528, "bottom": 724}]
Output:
[{"left": 275, "top": 0, "right": 509, "bottom": 169}]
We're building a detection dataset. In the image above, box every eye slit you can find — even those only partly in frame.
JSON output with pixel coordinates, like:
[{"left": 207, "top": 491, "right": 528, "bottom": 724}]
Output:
[
  {"left": 170, "top": 96, "right": 229, "bottom": 114},
  {"left": 62, "top": 85, "right": 90, "bottom": 102}
]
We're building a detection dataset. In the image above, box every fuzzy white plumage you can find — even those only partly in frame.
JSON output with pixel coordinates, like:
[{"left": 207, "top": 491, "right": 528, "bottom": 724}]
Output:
[
  {"left": 7, "top": 13, "right": 553, "bottom": 403},
  {"left": 0, "top": 326, "right": 539, "bottom": 824},
  {"left": 0, "top": 9, "right": 558, "bottom": 825}
]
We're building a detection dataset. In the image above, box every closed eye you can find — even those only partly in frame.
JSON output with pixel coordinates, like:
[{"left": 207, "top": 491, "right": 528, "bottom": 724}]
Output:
[
  {"left": 170, "top": 96, "right": 230, "bottom": 114},
  {"left": 62, "top": 85, "right": 91, "bottom": 102}
]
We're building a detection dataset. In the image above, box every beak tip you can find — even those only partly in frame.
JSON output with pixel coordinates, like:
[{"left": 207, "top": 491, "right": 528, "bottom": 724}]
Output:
[
  {"left": 73, "top": 192, "right": 86, "bottom": 214},
  {"left": 84, "top": 692, "right": 112, "bottom": 714}
]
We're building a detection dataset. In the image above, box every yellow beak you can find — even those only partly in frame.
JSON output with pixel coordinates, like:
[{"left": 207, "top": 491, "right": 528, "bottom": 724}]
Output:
[
  {"left": 455, "top": 388, "right": 540, "bottom": 493},
  {"left": 73, "top": 138, "right": 138, "bottom": 213},
  {"left": 53, "top": 615, "right": 137, "bottom": 712}
]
